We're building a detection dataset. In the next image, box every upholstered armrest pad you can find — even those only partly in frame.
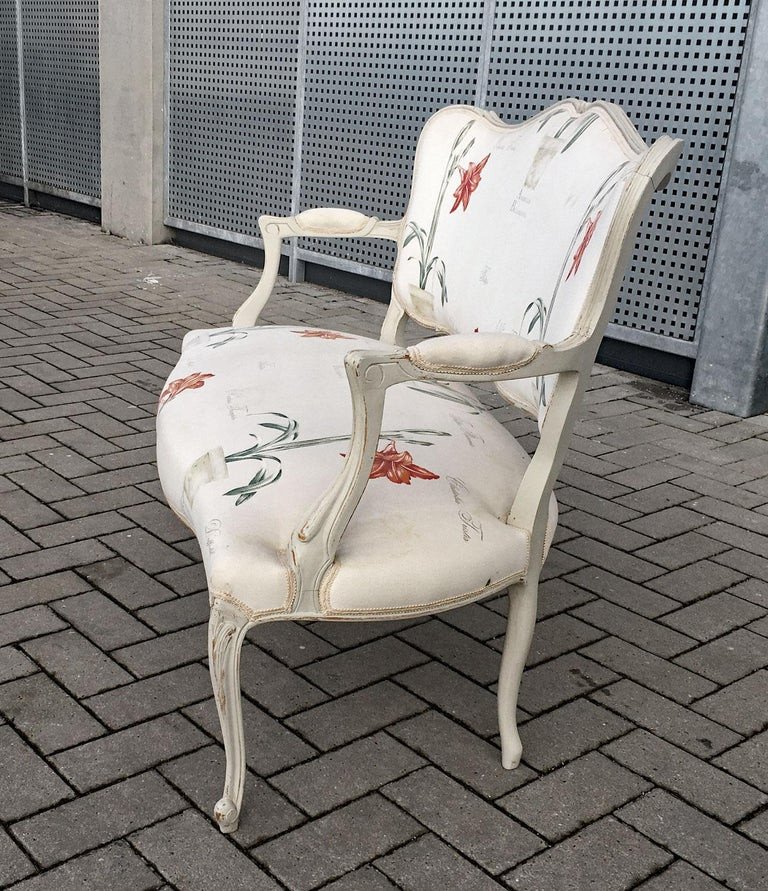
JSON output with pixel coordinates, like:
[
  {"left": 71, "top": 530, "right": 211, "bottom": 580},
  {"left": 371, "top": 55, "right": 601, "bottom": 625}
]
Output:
[
  {"left": 406, "top": 332, "right": 545, "bottom": 375},
  {"left": 294, "top": 208, "right": 376, "bottom": 235}
]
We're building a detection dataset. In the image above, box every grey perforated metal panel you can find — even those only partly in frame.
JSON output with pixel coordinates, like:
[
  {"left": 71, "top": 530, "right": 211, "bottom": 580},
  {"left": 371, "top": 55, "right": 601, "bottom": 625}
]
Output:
[
  {"left": 298, "top": 0, "right": 487, "bottom": 274},
  {"left": 20, "top": 0, "right": 100, "bottom": 202},
  {"left": 166, "top": 0, "right": 300, "bottom": 243},
  {"left": 0, "top": 0, "right": 23, "bottom": 182},
  {"left": 487, "top": 0, "right": 752, "bottom": 347},
  {"left": 164, "top": 0, "right": 752, "bottom": 355}
]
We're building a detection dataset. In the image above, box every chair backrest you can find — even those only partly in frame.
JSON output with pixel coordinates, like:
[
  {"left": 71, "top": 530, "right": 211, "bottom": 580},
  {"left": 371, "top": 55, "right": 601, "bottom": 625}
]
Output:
[{"left": 391, "top": 100, "right": 666, "bottom": 421}]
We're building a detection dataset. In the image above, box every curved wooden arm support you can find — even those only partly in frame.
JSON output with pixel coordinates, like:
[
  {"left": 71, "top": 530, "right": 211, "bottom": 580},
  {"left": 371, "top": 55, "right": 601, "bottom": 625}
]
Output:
[
  {"left": 289, "top": 346, "right": 405, "bottom": 611},
  {"left": 232, "top": 210, "right": 403, "bottom": 327}
]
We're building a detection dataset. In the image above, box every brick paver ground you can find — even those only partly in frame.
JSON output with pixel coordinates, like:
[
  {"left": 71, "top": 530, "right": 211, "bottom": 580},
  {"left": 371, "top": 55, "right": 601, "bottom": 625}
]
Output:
[{"left": 1, "top": 199, "right": 767, "bottom": 889}]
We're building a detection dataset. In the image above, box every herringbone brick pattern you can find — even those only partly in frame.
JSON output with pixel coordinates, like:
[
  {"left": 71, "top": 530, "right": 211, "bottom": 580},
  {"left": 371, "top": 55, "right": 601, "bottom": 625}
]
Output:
[{"left": 1, "top": 200, "right": 767, "bottom": 889}]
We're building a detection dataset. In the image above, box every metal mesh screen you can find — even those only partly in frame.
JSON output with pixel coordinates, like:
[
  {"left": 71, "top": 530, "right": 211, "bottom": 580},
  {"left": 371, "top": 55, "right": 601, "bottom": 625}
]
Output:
[
  {"left": 20, "top": 0, "right": 100, "bottom": 201},
  {"left": 298, "top": 0, "right": 485, "bottom": 272},
  {"left": 0, "top": 1, "right": 22, "bottom": 182},
  {"left": 166, "top": 0, "right": 300, "bottom": 239},
  {"left": 487, "top": 0, "right": 752, "bottom": 343}
]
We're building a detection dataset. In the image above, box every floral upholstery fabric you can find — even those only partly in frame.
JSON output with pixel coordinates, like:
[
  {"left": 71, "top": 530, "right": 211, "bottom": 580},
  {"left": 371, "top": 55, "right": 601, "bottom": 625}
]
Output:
[
  {"left": 157, "top": 326, "right": 557, "bottom": 619},
  {"left": 392, "top": 104, "right": 638, "bottom": 419}
]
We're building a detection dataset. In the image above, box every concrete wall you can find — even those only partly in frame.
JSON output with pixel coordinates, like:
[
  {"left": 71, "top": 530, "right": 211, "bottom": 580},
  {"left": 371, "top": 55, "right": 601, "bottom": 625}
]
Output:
[{"left": 99, "top": 0, "right": 168, "bottom": 244}]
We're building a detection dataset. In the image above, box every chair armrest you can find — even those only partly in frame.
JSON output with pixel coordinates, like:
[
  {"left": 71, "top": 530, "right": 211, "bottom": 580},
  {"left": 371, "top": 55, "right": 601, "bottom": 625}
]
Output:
[
  {"left": 402, "top": 332, "right": 588, "bottom": 382},
  {"left": 406, "top": 332, "right": 545, "bottom": 376},
  {"left": 232, "top": 210, "right": 402, "bottom": 326},
  {"left": 400, "top": 333, "right": 590, "bottom": 550},
  {"left": 281, "top": 208, "right": 402, "bottom": 240},
  {"left": 287, "top": 335, "right": 588, "bottom": 611},
  {"left": 400, "top": 335, "right": 587, "bottom": 565}
]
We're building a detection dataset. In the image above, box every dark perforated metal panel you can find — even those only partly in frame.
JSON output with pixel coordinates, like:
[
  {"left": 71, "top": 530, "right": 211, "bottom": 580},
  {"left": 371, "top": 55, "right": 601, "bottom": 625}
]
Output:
[
  {"left": 0, "top": 1, "right": 22, "bottom": 182},
  {"left": 20, "top": 0, "right": 100, "bottom": 201},
  {"left": 487, "top": 0, "right": 752, "bottom": 345},
  {"left": 298, "top": 0, "right": 486, "bottom": 273},
  {"left": 166, "top": 0, "right": 300, "bottom": 241}
]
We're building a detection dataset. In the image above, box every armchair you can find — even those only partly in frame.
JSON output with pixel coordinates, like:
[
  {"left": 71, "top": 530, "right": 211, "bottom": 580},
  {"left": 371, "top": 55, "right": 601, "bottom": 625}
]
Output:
[{"left": 156, "top": 100, "right": 681, "bottom": 833}]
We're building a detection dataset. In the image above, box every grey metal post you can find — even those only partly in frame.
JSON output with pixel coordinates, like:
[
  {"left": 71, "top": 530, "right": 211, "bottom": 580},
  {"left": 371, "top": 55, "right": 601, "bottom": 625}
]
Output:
[
  {"left": 474, "top": 0, "right": 496, "bottom": 109},
  {"left": 13, "top": 0, "right": 28, "bottom": 206},
  {"left": 690, "top": 0, "right": 768, "bottom": 417},
  {"left": 288, "top": 0, "right": 308, "bottom": 284}
]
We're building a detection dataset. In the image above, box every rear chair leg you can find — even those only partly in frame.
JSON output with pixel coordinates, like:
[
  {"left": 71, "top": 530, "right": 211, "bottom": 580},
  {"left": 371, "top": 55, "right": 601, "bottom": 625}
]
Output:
[
  {"left": 208, "top": 598, "right": 253, "bottom": 833},
  {"left": 497, "top": 574, "right": 539, "bottom": 769}
]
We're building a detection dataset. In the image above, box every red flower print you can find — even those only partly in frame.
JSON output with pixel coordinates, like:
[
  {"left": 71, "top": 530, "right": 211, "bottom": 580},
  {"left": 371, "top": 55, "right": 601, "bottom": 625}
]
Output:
[
  {"left": 450, "top": 154, "right": 491, "bottom": 213},
  {"left": 158, "top": 372, "right": 214, "bottom": 412},
  {"left": 293, "top": 329, "right": 353, "bottom": 340},
  {"left": 566, "top": 211, "right": 602, "bottom": 280},
  {"left": 370, "top": 441, "right": 439, "bottom": 484}
]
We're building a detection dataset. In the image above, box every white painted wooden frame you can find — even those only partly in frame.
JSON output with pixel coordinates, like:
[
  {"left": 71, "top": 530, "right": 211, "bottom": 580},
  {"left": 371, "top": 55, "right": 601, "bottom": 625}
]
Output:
[{"left": 178, "top": 101, "right": 682, "bottom": 833}]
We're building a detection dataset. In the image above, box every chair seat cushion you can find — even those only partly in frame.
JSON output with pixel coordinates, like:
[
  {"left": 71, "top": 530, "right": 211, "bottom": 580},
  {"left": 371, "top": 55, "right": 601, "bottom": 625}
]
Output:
[{"left": 156, "top": 325, "right": 557, "bottom": 619}]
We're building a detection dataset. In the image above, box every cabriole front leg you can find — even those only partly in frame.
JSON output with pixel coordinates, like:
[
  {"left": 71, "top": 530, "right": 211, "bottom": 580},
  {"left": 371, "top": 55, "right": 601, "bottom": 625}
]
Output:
[
  {"left": 208, "top": 598, "right": 253, "bottom": 833},
  {"left": 497, "top": 573, "right": 539, "bottom": 769}
]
